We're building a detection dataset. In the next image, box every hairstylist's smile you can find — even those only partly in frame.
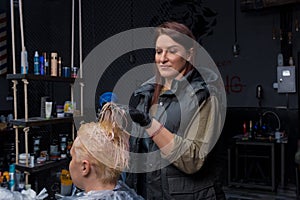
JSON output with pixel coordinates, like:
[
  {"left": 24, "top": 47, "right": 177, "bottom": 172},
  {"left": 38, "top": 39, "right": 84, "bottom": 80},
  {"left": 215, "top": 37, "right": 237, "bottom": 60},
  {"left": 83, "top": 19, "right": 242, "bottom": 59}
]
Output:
[{"left": 159, "top": 64, "right": 171, "bottom": 69}]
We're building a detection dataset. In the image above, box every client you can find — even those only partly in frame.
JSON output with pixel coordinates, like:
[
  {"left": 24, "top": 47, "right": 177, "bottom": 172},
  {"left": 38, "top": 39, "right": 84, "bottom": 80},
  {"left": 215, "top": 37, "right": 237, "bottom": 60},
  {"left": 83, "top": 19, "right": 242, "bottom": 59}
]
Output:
[{"left": 62, "top": 103, "right": 143, "bottom": 199}]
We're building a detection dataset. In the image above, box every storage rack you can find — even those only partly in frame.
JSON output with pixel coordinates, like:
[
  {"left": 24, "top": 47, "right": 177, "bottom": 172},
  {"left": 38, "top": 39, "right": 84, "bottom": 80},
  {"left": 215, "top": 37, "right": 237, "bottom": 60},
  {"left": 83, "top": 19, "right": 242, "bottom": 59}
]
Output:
[
  {"left": 8, "top": 0, "right": 84, "bottom": 187},
  {"left": 6, "top": 74, "right": 77, "bottom": 185}
]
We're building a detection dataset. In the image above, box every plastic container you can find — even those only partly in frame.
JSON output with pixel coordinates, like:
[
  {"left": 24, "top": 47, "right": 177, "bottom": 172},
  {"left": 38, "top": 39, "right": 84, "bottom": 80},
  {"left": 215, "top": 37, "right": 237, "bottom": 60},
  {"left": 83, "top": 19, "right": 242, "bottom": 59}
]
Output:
[
  {"left": 9, "top": 164, "right": 15, "bottom": 191},
  {"left": 39, "top": 55, "right": 45, "bottom": 75},
  {"left": 34, "top": 51, "right": 39, "bottom": 75},
  {"left": 62, "top": 67, "right": 70, "bottom": 77},
  {"left": 21, "top": 50, "right": 28, "bottom": 74}
]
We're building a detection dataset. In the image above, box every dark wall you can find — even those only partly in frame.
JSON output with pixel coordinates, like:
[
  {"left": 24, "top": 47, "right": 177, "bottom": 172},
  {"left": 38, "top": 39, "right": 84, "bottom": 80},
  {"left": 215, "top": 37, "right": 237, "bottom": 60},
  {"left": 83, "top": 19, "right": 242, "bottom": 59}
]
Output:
[
  {"left": 0, "top": 1, "right": 12, "bottom": 112},
  {"left": 202, "top": 0, "right": 300, "bottom": 183},
  {"left": 0, "top": 78, "right": 12, "bottom": 111},
  {"left": 202, "top": 0, "right": 299, "bottom": 109}
]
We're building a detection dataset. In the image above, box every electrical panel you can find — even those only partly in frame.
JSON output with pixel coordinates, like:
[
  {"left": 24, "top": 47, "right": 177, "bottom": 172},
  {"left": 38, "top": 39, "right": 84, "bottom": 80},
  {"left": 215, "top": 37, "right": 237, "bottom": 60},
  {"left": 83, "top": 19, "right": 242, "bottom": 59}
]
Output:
[{"left": 277, "top": 66, "right": 296, "bottom": 93}]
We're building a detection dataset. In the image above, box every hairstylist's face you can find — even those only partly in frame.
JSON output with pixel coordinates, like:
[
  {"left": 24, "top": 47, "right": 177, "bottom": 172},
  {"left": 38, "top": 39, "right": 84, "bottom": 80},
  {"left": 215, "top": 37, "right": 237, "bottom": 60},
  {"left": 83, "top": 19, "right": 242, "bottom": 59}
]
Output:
[{"left": 155, "top": 34, "right": 190, "bottom": 80}]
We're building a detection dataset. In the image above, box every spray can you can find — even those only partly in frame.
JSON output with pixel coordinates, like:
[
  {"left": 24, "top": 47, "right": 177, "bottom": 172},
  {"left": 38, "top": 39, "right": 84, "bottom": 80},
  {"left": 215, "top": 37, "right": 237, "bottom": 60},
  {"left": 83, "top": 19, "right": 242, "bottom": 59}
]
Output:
[
  {"left": 51, "top": 52, "right": 58, "bottom": 76},
  {"left": 39, "top": 55, "right": 45, "bottom": 75},
  {"left": 34, "top": 51, "right": 39, "bottom": 75}
]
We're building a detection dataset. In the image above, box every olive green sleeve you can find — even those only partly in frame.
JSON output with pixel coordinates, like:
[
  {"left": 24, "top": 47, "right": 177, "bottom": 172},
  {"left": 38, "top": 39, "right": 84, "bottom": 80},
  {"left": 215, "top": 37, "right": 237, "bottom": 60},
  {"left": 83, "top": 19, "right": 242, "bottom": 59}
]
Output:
[{"left": 161, "top": 95, "right": 222, "bottom": 174}]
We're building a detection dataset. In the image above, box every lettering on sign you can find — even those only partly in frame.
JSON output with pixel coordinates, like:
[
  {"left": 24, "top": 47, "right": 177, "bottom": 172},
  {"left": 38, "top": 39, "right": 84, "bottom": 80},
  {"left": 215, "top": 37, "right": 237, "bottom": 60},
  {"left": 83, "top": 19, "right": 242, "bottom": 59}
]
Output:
[{"left": 225, "top": 75, "right": 246, "bottom": 94}]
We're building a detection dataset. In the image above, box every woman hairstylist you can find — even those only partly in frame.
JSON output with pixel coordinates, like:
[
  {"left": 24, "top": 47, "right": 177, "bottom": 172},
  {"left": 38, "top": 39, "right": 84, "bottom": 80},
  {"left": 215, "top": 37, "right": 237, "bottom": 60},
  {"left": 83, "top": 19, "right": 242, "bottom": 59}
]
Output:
[{"left": 126, "top": 21, "right": 226, "bottom": 199}]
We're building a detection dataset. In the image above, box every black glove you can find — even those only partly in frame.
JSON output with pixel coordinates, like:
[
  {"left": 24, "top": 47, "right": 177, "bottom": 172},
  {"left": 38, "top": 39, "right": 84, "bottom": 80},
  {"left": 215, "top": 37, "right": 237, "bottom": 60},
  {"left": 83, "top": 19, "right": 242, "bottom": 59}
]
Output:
[
  {"left": 129, "top": 93, "right": 141, "bottom": 109},
  {"left": 129, "top": 107, "right": 152, "bottom": 128}
]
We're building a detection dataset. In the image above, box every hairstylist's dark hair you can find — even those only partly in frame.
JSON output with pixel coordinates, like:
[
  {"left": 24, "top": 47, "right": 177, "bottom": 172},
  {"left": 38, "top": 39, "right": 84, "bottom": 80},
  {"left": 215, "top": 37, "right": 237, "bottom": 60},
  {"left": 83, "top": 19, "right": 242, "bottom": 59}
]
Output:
[
  {"left": 156, "top": 21, "right": 196, "bottom": 50},
  {"left": 152, "top": 21, "right": 196, "bottom": 105}
]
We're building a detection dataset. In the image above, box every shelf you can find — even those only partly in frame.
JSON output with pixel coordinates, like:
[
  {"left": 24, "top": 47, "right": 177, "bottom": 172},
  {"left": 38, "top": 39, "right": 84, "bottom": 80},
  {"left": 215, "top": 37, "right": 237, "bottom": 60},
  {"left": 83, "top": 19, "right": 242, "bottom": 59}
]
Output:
[
  {"left": 6, "top": 73, "right": 80, "bottom": 83},
  {"left": 15, "top": 158, "right": 69, "bottom": 174},
  {"left": 11, "top": 117, "right": 73, "bottom": 127}
]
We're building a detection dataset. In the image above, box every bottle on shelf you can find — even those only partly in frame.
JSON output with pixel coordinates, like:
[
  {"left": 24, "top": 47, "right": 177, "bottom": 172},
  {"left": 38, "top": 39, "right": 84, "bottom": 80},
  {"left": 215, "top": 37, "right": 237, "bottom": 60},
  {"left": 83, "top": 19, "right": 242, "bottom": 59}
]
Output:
[
  {"left": 21, "top": 49, "right": 28, "bottom": 74},
  {"left": 51, "top": 52, "right": 58, "bottom": 76},
  {"left": 248, "top": 120, "right": 254, "bottom": 139},
  {"left": 16, "top": 172, "right": 25, "bottom": 192},
  {"left": 50, "top": 139, "right": 59, "bottom": 161},
  {"left": 52, "top": 101, "right": 57, "bottom": 118},
  {"left": 243, "top": 121, "right": 247, "bottom": 137},
  {"left": 39, "top": 55, "right": 45, "bottom": 75},
  {"left": 8, "top": 164, "right": 15, "bottom": 191},
  {"left": 58, "top": 57, "right": 62, "bottom": 77},
  {"left": 60, "top": 134, "right": 67, "bottom": 159},
  {"left": 32, "top": 136, "right": 41, "bottom": 158},
  {"left": 30, "top": 154, "right": 35, "bottom": 168},
  {"left": 43, "top": 52, "right": 49, "bottom": 75},
  {"left": 34, "top": 51, "right": 39, "bottom": 75}
]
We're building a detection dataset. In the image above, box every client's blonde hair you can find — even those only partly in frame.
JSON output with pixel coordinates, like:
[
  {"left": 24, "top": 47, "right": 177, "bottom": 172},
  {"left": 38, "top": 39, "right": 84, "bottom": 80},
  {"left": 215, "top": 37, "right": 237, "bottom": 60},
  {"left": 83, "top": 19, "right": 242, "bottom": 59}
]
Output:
[{"left": 73, "top": 103, "right": 129, "bottom": 184}]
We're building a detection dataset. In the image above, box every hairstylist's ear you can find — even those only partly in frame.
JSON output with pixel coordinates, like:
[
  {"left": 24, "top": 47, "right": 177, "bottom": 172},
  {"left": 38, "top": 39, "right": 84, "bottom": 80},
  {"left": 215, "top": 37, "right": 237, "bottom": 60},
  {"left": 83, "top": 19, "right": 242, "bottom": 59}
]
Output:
[{"left": 187, "top": 48, "right": 194, "bottom": 62}]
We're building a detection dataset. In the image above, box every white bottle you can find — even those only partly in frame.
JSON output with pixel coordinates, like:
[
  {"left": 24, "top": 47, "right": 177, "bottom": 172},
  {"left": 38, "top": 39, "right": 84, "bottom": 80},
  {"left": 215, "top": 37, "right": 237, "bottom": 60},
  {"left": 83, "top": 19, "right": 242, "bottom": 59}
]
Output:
[
  {"left": 21, "top": 49, "right": 28, "bottom": 74},
  {"left": 277, "top": 53, "right": 283, "bottom": 66},
  {"left": 34, "top": 51, "right": 39, "bottom": 75}
]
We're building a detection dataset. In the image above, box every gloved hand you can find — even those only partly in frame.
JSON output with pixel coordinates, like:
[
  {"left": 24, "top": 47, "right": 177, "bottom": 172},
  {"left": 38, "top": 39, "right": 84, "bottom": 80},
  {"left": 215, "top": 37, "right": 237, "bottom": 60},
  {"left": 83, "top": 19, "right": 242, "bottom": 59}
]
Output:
[
  {"left": 129, "top": 107, "right": 152, "bottom": 128},
  {"left": 129, "top": 93, "right": 141, "bottom": 109}
]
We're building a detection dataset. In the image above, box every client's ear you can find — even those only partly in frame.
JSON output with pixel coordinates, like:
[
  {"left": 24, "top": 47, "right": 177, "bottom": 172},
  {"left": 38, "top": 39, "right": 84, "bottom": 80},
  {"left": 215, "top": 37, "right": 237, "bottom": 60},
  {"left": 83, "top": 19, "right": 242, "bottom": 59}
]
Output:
[{"left": 81, "top": 160, "right": 91, "bottom": 176}]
